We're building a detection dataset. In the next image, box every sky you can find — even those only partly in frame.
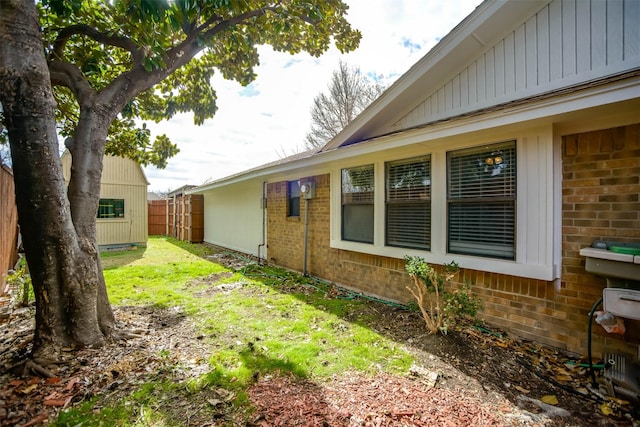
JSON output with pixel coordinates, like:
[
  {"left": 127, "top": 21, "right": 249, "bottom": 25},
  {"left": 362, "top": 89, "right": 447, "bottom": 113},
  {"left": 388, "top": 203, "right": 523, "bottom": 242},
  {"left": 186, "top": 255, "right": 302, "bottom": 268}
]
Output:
[{"left": 143, "top": 0, "right": 483, "bottom": 193}]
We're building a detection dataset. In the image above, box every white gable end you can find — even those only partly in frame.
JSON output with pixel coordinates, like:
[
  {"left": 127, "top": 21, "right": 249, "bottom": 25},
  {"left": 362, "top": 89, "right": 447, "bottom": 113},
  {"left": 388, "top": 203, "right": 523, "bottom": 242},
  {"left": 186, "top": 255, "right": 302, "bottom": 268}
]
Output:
[{"left": 393, "top": 0, "right": 640, "bottom": 132}]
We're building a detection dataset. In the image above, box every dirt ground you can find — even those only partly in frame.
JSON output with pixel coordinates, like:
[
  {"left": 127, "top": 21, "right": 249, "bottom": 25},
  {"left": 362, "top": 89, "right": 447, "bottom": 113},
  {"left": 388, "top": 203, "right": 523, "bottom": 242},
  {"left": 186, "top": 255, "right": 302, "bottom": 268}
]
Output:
[{"left": 1, "top": 261, "right": 638, "bottom": 426}]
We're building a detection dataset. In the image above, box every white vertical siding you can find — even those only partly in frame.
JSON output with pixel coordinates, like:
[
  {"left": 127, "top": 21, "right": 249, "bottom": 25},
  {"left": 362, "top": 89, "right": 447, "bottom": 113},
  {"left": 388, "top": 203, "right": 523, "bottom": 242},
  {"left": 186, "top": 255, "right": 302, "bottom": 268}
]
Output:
[
  {"left": 201, "top": 179, "right": 264, "bottom": 256},
  {"left": 394, "top": 0, "right": 640, "bottom": 130},
  {"left": 517, "top": 130, "right": 553, "bottom": 267}
]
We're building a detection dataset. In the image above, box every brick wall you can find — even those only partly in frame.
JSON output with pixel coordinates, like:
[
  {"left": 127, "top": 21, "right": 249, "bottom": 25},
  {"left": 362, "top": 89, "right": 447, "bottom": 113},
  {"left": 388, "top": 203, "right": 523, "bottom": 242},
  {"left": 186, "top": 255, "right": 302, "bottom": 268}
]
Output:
[
  {"left": 266, "top": 123, "right": 640, "bottom": 357},
  {"left": 561, "top": 123, "right": 640, "bottom": 357},
  {"left": 266, "top": 181, "right": 305, "bottom": 270}
]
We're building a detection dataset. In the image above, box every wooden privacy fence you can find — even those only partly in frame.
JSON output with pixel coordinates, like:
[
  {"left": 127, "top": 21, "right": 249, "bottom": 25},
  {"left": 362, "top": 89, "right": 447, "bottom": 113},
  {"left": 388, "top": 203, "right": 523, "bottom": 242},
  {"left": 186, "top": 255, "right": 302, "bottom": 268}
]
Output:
[
  {"left": 1, "top": 165, "right": 19, "bottom": 295},
  {"left": 147, "top": 194, "right": 203, "bottom": 243},
  {"left": 148, "top": 200, "right": 167, "bottom": 236}
]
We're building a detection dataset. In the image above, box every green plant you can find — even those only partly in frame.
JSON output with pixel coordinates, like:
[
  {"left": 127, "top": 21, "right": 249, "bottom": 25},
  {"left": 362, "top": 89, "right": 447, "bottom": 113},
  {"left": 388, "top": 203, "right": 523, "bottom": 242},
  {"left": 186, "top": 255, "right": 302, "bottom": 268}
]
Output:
[
  {"left": 6, "top": 261, "right": 33, "bottom": 307},
  {"left": 404, "top": 256, "right": 480, "bottom": 334}
]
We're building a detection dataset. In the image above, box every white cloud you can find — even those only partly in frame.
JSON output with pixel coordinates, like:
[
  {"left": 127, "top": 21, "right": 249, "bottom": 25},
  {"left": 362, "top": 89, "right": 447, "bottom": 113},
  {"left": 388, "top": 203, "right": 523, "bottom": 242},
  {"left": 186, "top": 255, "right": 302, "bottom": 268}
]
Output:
[{"left": 144, "top": 0, "right": 482, "bottom": 192}]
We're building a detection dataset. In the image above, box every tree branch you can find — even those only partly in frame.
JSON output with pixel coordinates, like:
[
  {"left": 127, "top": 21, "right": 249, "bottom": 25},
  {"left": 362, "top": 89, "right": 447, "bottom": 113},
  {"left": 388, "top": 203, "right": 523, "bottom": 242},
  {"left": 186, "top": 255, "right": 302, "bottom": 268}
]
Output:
[
  {"left": 200, "top": 6, "right": 278, "bottom": 39},
  {"left": 49, "top": 60, "right": 96, "bottom": 107},
  {"left": 52, "top": 24, "right": 145, "bottom": 65}
]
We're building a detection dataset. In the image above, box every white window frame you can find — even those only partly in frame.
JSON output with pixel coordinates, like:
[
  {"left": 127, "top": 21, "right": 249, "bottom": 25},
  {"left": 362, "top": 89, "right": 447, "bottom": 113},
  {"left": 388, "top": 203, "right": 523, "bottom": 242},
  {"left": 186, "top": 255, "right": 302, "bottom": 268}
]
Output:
[
  {"left": 330, "top": 124, "right": 558, "bottom": 281},
  {"left": 341, "top": 165, "right": 375, "bottom": 244},
  {"left": 385, "top": 155, "right": 431, "bottom": 250},
  {"left": 447, "top": 141, "right": 517, "bottom": 260}
]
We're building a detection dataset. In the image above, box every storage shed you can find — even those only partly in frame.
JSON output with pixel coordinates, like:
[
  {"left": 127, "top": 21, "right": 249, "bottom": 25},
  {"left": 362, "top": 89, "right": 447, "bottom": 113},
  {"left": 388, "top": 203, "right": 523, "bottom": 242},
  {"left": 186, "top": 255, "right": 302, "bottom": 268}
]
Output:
[{"left": 61, "top": 152, "right": 149, "bottom": 249}]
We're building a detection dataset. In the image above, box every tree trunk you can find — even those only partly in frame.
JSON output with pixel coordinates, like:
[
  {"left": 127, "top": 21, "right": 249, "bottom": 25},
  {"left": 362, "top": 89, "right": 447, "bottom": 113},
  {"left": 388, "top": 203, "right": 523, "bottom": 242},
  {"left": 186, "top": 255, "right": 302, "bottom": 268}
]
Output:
[{"left": 0, "top": 0, "right": 114, "bottom": 361}]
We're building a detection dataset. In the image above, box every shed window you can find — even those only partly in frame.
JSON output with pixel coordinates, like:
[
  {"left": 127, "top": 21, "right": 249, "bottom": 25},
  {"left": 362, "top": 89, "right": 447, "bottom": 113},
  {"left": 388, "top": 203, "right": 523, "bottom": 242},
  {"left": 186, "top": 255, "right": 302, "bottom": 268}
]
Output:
[
  {"left": 288, "top": 181, "right": 300, "bottom": 217},
  {"left": 342, "top": 165, "right": 374, "bottom": 243},
  {"left": 98, "top": 198, "right": 125, "bottom": 219},
  {"left": 386, "top": 156, "right": 431, "bottom": 250},
  {"left": 447, "top": 141, "right": 516, "bottom": 260}
]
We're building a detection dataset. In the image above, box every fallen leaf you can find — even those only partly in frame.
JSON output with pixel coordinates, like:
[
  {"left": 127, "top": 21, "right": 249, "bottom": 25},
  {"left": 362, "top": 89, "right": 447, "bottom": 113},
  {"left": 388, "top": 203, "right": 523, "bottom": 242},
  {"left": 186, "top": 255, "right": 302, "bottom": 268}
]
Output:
[
  {"left": 20, "top": 383, "right": 38, "bottom": 394},
  {"left": 600, "top": 402, "right": 614, "bottom": 415},
  {"left": 207, "top": 398, "right": 222, "bottom": 406},
  {"left": 65, "top": 376, "right": 80, "bottom": 390},
  {"left": 9, "top": 379, "right": 24, "bottom": 387},
  {"left": 424, "top": 371, "right": 438, "bottom": 388},
  {"left": 18, "top": 413, "right": 49, "bottom": 427},
  {"left": 554, "top": 375, "right": 572, "bottom": 382},
  {"left": 514, "top": 385, "right": 530, "bottom": 394},
  {"left": 606, "top": 397, "right": 630, "bottom": 406},
  {"left": 555, "top": 368, "right": 573, "bottom": 376},
  {"left": 541, "top": 395, "right": 558, "bottom": 405}
]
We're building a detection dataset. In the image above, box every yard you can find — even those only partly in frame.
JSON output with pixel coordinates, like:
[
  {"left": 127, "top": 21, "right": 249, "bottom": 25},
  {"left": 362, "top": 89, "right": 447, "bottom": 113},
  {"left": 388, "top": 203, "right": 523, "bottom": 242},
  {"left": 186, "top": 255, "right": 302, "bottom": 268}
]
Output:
[{"left": 0, "top": 237, "right": 634, "bottom": 426}]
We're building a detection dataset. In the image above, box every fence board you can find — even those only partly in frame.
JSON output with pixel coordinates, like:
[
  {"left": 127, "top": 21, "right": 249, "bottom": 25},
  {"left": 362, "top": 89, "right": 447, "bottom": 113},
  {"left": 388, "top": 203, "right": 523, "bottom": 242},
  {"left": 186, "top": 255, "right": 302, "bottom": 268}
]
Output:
[
  {"left": 1, "top": 165, "right": 19, "bottom": 294},
  {"left": 148, "top": 195, "right": 203, "bottom": 242},
  {"left": 148, "top": 200, "right": 167, "bottom": 236}
]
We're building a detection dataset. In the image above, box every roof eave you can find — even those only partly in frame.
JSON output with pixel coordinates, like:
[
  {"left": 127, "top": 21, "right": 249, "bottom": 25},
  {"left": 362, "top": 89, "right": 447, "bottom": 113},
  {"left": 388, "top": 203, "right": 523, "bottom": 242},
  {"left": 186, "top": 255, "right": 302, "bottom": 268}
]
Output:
[{"left": 320, "top": 0, "right": 549, "bottom": 152}]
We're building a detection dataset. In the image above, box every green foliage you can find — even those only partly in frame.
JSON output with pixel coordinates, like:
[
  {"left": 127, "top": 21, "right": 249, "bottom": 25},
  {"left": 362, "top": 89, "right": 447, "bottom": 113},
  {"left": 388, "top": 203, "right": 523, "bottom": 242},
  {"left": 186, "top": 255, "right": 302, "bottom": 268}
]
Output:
[
  {"left": 35, "top": 0, "right": 361, "bottom": 168},
  {"left": 404, "top": 256, "right": 480, "bottom": 334},
  {"left": 6, "top": 262, "right": 33, "bottom": 307}
]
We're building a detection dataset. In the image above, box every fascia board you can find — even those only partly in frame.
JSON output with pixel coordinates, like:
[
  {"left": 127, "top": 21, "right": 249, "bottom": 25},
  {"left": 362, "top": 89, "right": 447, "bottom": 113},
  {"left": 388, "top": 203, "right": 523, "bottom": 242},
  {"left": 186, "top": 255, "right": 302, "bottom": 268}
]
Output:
[{"left": 188, "top": 78, "right": 639, "bottom": 194}]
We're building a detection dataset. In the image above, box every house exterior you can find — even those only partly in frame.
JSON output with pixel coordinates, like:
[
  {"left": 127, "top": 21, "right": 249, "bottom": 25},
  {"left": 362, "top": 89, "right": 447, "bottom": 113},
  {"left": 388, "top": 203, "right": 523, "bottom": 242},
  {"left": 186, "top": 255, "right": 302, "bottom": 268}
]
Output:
[
  {"left": 61, "top": 152, "right": 149, "bottom": 249},
  {"left": 190, "top": 0, "right": 640, "bottom": 358}
]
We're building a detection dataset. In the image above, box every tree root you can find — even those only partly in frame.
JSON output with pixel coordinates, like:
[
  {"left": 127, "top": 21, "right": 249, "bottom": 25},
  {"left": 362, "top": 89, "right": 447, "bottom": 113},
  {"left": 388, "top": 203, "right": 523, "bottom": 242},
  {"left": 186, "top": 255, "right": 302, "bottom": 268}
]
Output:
[
  {"left": 9, "top": 358, "right": 57, "bottom": 378},
  {"left": 108, "top": 328, "right": 146, "bottom": 342}
]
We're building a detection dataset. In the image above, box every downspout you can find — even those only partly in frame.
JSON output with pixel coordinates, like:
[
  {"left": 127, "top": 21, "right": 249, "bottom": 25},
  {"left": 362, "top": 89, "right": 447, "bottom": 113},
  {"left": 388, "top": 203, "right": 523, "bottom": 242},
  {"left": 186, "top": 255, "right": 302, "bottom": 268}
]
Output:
[
  {"left": 258, "top": 181, "right": 266, "bottom": 264},
  {"left": 303, "top": 197, "right": 310, "bottom": 276}
]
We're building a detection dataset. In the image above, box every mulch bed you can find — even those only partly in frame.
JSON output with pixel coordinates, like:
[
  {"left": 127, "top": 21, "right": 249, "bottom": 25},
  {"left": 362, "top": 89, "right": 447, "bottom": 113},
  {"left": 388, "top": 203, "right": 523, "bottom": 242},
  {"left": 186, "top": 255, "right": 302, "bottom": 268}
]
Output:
[{"left": 248, "top": 372, "right": 515, "bottom": 426}]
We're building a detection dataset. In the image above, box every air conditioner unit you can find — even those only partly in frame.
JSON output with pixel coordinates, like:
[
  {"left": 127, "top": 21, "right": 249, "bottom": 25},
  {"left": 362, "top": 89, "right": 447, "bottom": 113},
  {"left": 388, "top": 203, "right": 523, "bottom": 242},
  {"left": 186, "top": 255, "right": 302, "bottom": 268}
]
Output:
[{"left": 300, "top": 181, "right": 315, "bottom": 199}]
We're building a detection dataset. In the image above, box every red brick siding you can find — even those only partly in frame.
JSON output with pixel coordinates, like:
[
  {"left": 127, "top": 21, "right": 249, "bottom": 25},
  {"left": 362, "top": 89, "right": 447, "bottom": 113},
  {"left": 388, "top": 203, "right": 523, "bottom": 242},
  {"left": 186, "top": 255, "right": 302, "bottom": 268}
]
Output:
[
  {"left": 266, "top": 123, "right": 640, "bottom": 357},
  {"left": 561, "top": 123, "right": 640, "bottom": 357}
]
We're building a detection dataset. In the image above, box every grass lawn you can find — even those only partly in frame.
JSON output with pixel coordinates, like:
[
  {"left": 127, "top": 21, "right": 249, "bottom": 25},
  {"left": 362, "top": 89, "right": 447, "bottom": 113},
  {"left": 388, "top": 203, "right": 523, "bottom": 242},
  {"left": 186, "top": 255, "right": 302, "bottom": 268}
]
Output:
[{"left": 54, "top": 236, "right": 414, "bottom": 425}]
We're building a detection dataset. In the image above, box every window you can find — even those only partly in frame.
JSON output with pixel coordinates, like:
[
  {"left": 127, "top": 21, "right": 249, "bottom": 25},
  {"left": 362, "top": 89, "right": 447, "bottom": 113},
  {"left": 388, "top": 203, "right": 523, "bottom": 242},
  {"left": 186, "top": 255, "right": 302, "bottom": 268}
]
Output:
[
  {"left": 447, "top": 141, "right": 516, "bottom": 260},
  {"left": 288, "top": 181, "right": 300, "bottom": 217},
  {"left": 386, "top": 156, "right": 431, "bottom": 250},
  {"left": 341, "top": 165, "right": 374, "bottom": 243},
  {"left": 97, "top": 198, "right": 125, "bottom": 219}
]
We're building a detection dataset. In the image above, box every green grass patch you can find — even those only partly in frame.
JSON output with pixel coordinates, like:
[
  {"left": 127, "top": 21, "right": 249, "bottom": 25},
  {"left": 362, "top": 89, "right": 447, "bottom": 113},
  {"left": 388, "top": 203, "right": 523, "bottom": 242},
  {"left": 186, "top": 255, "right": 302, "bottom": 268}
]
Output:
[{"left": 56, "top": 236, "right": 414, "bottom": 425}]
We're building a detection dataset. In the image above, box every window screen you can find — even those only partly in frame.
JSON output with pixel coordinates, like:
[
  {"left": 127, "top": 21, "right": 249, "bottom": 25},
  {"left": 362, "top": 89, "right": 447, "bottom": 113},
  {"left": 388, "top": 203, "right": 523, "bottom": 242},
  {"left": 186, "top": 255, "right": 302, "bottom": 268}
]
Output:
[
  {"left": 288, "top": 181, "right": 300, "bottom": 217},
  {"left": 447, "top": 142, "right": 516, "bottom": 260},
  {"left": 342, "top": 165, "right": 374, "bottom": 243},
  {"left": 97, "top": 198, "right": 125, "bottom": 219},
  {"left": 386, "top": 156, "right": 431, "bottom": 250}
]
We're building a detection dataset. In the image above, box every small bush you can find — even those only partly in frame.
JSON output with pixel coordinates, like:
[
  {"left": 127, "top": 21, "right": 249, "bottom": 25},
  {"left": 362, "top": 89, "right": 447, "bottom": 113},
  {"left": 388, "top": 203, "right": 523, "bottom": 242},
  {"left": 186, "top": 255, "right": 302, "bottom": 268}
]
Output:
[
  {"left": 6, "top": 262, "right": 33, "bottom": 307},
  {"left": 404, "top": 256, "right": 480, "bottom": 334}
]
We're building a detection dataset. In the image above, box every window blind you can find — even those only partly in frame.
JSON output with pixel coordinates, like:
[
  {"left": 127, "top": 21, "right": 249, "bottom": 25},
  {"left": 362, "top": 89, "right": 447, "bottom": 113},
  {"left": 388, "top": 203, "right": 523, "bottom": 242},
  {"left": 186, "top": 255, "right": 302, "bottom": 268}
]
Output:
[
  {"left": 447, "top": 142, "right": 516, "bottom": 260},
  {"left": 342, "top": 165, "right": 374, "bottom": 243},
  {"left": 288, "top": 181, "right": 300, "bottom": 217},
  {"left": 386, "top": 156, "right": 431, "bottom": 250}
]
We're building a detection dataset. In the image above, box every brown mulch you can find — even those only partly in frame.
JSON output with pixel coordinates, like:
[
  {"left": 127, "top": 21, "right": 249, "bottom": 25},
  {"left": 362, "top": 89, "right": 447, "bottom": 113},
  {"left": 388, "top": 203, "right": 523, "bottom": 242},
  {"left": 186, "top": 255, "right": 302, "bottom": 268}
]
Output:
[{"left": 248, "top": 372, "right": 514, "bottom": 426}]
